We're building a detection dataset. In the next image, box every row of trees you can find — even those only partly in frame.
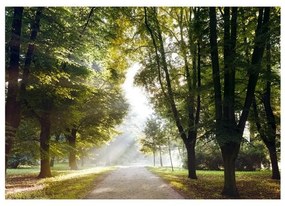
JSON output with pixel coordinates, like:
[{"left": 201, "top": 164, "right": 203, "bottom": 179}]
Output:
[
  {"left": 5, "top": 7, "right": 129, "bottom": 177},
  {"left": 140, "top": 116, "right": 271, "bottom": 171},
  {"left": 5, "top": 7, "right": 280, "bottom": 197},
  {"left": 131, "top": 7, "right": 280, "bottom": 197}
]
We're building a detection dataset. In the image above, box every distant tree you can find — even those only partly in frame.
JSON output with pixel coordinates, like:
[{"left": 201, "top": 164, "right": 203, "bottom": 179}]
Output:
[{"left": 140, "top": 116, "right": 167, "bottom": 167}]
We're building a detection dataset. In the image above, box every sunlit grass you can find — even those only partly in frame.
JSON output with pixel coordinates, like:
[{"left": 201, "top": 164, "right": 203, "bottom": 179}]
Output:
[
  {"left": 148, "top": 167, "right": 280, "bottom": 199},
  {"left": 6, "top": 165, "right": 115, "bottom": 199}
]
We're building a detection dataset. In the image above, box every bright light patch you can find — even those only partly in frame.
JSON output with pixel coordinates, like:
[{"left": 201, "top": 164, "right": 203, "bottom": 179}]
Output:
[{"left": 122, "top": 63, "right": 153, "bottom": 121}]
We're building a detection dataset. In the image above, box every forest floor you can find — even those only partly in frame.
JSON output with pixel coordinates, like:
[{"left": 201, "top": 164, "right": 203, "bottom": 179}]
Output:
[
  {"left": 84, "top": 166, "right": 184, "bottom": 199},
  {"left": 148, "top": 167, "right": 280, "bottom": 199}
]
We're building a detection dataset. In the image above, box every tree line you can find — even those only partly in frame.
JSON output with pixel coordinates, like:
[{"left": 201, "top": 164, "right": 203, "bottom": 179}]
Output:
[
  {"left": 132, "top": 7, "right": 280, "bottom": 197},
  {"left": 5, "top": 7, "right": 129, "bottom": 177}
]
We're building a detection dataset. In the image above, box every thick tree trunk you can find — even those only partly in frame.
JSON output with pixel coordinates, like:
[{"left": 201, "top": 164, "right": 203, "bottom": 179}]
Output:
[
  {"left": 38, "top": 113, "right": 52, "bottom": 178},
  {"left": 266, "top": 142, "right": 280, "bottom": 180},
  {"left": 221, "top": 143, "right": 240, "bottom": 197},
  {"left": 186, "top": 139, "right": 197, "bottom": 179},
  {"left": 68, "top": 128, "right": 78, "bottom": 170},
  {"left": 5, "top": 7, "right": 24, "bottom": 172}
]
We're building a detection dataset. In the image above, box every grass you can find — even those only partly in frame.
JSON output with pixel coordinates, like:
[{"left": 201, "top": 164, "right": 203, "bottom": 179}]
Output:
[
  {"left": 5, "top": 164, "right": 115, "bottom": 199},
  {"left": 148, "top": 167, "right": 280, "bottom": 199}
]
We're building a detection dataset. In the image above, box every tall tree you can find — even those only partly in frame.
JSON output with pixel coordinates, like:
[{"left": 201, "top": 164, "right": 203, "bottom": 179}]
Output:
[
  {"left": 143, "top": 7, "right": 201, "bottom": 179},
  {"left": 209, "top": 7, "right": 270, "bottom": 196},
  {"left": 5, "top": 7, "right": 24, "bottom": 172},
  {"left": 252, "top": 34, "right": 280, "bottom": 179}
]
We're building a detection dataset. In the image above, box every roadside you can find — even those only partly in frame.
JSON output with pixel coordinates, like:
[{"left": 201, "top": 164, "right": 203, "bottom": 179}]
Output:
[
  {"left": 148, "top": 167, "right": 280, "bottom": 199},
  {"left": 5, "top": 166, "right": 114, "bottom": 199}
]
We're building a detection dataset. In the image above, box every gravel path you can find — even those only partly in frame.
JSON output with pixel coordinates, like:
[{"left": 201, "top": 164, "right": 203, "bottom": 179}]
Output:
[{"left": 84, "top": 166, "right": 184, "bottom": 199}]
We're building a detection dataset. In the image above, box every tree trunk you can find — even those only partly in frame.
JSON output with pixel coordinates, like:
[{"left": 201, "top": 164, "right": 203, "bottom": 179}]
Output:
[
  {"left": 262, "top": 38, "right": 280, "bottom": 180},
  {"left": 68, "top": 128, "right": 78, "bottom": 170},
  {"left": 168, "top": 136, "right": 174, "bottom": 171},
  {"left": 5, "top": 7, "right": 24, "bottom": 172},
  {"left": 221, "top": 143, "right": 240, "bottom": 197},
  {"left": 159, "top": 145, "right": 163, "bottom": 167},
  {"left": 185, "top": 139, "right": 197, "bottom": 179},
  {"left": 81, "top": 156, "right": 85, "bottom": 167},
  {"left": 266, "top": 142, "right": 280, "bottom": 180},
  {"left": 20, "top": 7, "right": 43, "bottom": 94},
  {"left": 50, "top": 157, "right": 55, "bottom": 167},
  {"left": 153, "top": 150, "right": 156, "bottom": 166},
  {"left": 38, "top": 113, "right": 52, "bottom": 178}
]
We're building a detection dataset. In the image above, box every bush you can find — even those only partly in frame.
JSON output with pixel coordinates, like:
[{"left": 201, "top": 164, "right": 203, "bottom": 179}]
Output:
[
  {"left": 183, "top": 139, "right": 270, "bottom": 171},
  {"left": 7, "top": 153, "right": 38, "bottom": 168}
]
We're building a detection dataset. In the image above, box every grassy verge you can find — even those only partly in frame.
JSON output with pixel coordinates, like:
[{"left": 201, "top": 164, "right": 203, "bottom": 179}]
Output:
[
  {"left": 6, "top": 165, "right": 115, "bottom": 199},
  {"left": 148, "top": 167, "right": 280, "bottom": 199}
]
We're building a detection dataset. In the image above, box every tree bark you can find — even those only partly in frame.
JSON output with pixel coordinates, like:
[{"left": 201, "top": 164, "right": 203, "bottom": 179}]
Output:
[
  {"left": 38, "top": 112, "right": 52, "bottom": 178},
  {"left": 68, "top": 128, "right": 78, "bottom": 170},
  {"left": 209, "top": 7, "right": 222, "bottom": 122},
  {"left": 20, "top": 7, "right": 44, "bottom": 94},
  {"left": 267, "top": 142, "right": 280, "bottom": 179},
  {"left": 262, "top": 39, "right": 280, "bottom": 180},
  {"left": 5, "top": 7, "right": 24, "bottom": 172},
  {"left": 221, "top": 143, "right": 240, "bottom": 197},
  {"left": 253, "top": 97, "right": 280, "bottom": 180},
  {"left": 185, "top": 138, "right": 197, "bottom": 179}
]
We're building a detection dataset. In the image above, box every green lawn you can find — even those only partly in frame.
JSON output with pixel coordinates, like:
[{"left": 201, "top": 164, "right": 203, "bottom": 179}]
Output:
[
  {"left": 5, "top": 164, "right": 114, "bottom": 199},
  {"left": 148, "top": 167, "right": 280, "bottom": 199}
]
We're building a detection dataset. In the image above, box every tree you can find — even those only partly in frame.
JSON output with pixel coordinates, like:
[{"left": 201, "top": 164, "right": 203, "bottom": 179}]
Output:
[
  {"left": 5, "top": 7, "right": 44, "bottom": 172},
  {"left": 251, "top": 8, "right": 280, "bottom": 179},
  {"left": 141, "top": 7, "right": 203, "bottom": 179},
  {"left": 5, "top": 7, "right": 24, "bottom": 171},
  {"left": 140, "top": 116, "right": 167, "bottom": 167},
  {"left": 65, "top": 82, "right": 129, "bottom": 170},
  {"left": 209, "top": 7, "right": 271, "bottom": 196}
]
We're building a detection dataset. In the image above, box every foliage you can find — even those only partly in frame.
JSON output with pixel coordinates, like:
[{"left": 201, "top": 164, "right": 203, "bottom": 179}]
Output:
[
  {"left": 5, "top": 7, "right": 130, "bottom": 173},
  {"left": 7, "top": 119, "right": 40, "bottom": 168},
  {"left": 182, "top": 139, "right": 270, "bottom": 171},
  {"left": 140, "top": 116, "right": 167, "bottom": 155}
]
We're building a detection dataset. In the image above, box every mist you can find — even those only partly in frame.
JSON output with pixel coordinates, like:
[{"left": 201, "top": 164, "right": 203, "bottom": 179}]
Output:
[{"left": 88, "top": 63, "right": 183, "bottom": 167}]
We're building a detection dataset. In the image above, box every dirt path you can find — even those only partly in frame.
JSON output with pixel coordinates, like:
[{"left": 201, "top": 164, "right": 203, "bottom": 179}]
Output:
[{"left": 84, "top": 166, "right": 184, "bottom": 199}]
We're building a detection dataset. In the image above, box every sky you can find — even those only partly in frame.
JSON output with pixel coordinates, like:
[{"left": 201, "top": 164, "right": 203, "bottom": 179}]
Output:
[{"left": 122, "top": 63, "right": 153, "bottom": 125}]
